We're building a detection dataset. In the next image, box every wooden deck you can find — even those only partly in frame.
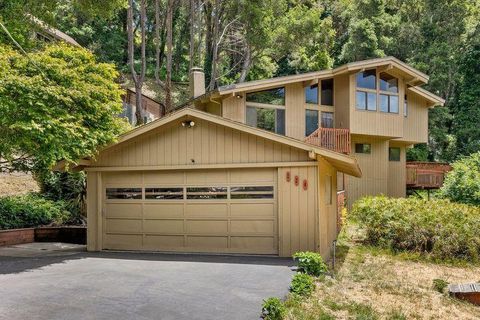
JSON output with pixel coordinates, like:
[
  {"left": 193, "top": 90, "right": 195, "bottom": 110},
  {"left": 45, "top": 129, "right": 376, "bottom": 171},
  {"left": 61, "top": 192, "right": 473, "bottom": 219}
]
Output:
[
  {"left": 406, "top": 162, "right": 452, "bottom": 190},
  {"left": 449, "top": 283, "right": 480, "bottom": 305},
  {"left": 305, "top": 128, "right": 351, "bottom": 154}
]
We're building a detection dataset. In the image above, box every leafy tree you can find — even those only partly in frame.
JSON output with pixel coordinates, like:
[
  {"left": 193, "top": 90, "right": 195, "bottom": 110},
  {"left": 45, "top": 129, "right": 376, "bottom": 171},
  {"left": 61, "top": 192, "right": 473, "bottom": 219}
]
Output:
[
  {"left": 439, "top": 152, "right": 480, "bottom": 206},
  {"left": 451, "top": 26, "right": 480, "bottom": 157},
  {"left": 0, "top": 43, "right": 130, "bottom": 172},
  {"left": 339, "top": 0, "right": 399, "bottom": 62}
]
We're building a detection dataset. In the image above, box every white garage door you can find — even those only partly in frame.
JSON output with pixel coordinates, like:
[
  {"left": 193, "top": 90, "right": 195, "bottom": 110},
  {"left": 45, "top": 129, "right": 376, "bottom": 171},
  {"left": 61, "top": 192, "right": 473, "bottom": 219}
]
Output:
[{"left": 102, "top": 168, "right": 278, "bottom": 254}]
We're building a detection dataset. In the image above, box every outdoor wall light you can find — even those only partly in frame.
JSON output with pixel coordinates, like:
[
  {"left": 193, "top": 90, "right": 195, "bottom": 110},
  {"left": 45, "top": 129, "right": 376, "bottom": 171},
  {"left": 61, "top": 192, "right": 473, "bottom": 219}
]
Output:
[
  {"left": 181, "top": 120, "right": 195, "bottom": 128},
  {"left": 235, "top": 94, "right": 243, "bottom": 99}
]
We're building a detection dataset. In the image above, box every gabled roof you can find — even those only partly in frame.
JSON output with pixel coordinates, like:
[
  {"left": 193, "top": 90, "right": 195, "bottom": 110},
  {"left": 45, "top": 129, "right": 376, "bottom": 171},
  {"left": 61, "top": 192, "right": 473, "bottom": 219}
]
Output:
[
  {"left": 211, "top": 56, "right": 429, "bottom": 96},
  {"left": 56, "top": 108, "right": 362, "bottom": 177},
  {"left": 30, "top": 15, "right": 81, "bottom": 47},
  {"left": 407, "top": 86, "right": 445, "bottom": 107}
]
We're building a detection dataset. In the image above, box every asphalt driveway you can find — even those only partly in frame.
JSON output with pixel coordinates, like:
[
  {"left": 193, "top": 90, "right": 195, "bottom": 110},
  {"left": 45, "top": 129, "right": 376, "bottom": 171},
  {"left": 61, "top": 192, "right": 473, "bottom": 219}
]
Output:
[{"left": 0, "top": 243, "right": 294, "bottom": 320}]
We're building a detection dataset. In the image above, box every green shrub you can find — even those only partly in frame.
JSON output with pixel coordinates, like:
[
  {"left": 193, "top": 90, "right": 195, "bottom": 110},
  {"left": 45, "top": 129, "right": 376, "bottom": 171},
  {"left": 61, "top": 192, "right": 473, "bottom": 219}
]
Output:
[
  {"left": 432, "top": 279, "right": 449, "bottom": 293},
  {"left": 350, "top": 196, "right": 480, "bottom": 262},
  {"left": 439, "top": 152, "right": 480, "bottom": 205},
  {"left": 261, "top": 297, "right": 286, "bottom": 320},
  {"left": 293, "top": 251, "right": 328, "bottom": 276},
  {"left": 0, "top": 193, "right": 69, "bottom": 230},
  {"left": 290, "top": 273, "right": 315, "bottom": 296}
]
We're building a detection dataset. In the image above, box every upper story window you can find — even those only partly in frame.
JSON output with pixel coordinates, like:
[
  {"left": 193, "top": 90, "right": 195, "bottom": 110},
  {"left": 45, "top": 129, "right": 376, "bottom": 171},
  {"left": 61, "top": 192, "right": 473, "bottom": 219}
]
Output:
[
  {"left": 379, "top": 73, "right": 399, "bottom": 113},
  {"left": 305, "top": 109, "right": 319, "bottom": 136},
  {"left": 356, "top": 70, "right": 376, "bottom": 90},
  {"left": 246, "top": 87, "right": 285, "bottom": 105},
  {"left": 246, "top": 106, "right": 285, "bottom": 135},
  {"left": 246, "top": 87, "right": 286, "bottom": 135},
  {"left": 321, "top": 112, "right": 334, "bottom": 128},
  {"left": 356, "top": 70, "right": 400, "bottom": 114},
  {"left": 305, "top": 79, "right": 334, "bottom": 106},
  {"left": 404, "top": 95, "right": 408, "bottom": 117},
  {"left": 305, "top": 84, "right": 319, "bottom": 104},
  {"left": 321, "top": 79, "right": 334, "bottom": 106}
]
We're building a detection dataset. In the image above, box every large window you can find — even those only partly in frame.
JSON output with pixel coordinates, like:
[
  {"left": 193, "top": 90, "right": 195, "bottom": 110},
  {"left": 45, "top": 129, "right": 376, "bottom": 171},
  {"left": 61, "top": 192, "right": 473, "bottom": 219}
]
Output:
[
  {"left": 356, "top": 70, "right": 401, "bottom": 114},
  {"left": 246, "top": 87, "right": 285, "bottom": 105},
  {"left": 321, "top": 79, "right": 334, "bottom": 106},
  {"left": 305, "top": 84, "right": 318, "bottom": 104},
  {"left": 356, "top": 91, "right": 377, "bottom": 111},
  {"left": 356, "top": 69, "right": 376, "bottom": 89},
  {"left": 246, "top": 106, "right": 285, "bottom": 135},
  {"left": 305, "top": 79, "right": 334, "bottom": 106},
  {"left": 321, "top": 112, "right": 334, "bottom": 128},
  {"left": 305, "top": 109, "right": 319, "bottom": 136},
  {"left": 379, "top": 73, "right": 399, "bottom": 113}
]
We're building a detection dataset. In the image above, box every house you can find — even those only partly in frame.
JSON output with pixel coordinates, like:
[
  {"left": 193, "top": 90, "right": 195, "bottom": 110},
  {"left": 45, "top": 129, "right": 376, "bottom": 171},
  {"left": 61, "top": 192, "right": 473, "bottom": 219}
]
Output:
[
  {"left": 58, "top": 106, "right": 361, "bottom": 258},
  {"left": 121, "top": 88, "right": 165, "bottom": 125},
  {"left": 29, "top": 15, "right": 81, "bottom": 47},
  {"left": 59, "top": 57, "right": 443, "bottom": 259},
  {"left": 187, "top": 58, "right": 445, "bottom": 207}
]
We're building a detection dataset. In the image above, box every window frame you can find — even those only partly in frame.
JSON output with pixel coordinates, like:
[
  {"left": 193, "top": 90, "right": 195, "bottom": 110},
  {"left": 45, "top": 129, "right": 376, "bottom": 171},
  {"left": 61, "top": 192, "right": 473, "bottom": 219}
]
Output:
[
  {"left": 355, "top": 70, "right": 401, "bottom": 114},
  {"left": 354, "top": 143, "right": 372, "bottom": 154},
  {"left": 305, "top": 109, "right": 319, "bottom": 136},
  {"left": 404, "top": 94, "right": 408, "bottom": 117},
  {"left": 246, "top": 104, "right": 286, "bottom": 135},
  {"left": 388, "top": 147, "right": 401, "bottom": 162},
  {"left": 305, "top": 78, "right": 335, "bottom": 108},
  {"left": 321, "top": 111, "right": 334, "bottom": 128}
]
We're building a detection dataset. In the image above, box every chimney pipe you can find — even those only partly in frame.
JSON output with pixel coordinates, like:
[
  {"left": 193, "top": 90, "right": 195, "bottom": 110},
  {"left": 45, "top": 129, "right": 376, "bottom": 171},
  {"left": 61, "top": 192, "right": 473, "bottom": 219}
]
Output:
[{"left": 189, "top": 67, "right": 206, "bottom": 98}]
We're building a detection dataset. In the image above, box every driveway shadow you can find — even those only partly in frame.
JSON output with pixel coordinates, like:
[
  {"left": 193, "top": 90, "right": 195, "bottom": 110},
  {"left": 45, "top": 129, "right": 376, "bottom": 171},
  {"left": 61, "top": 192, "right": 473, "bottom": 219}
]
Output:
[{"left": 0, "top": 246, "right": 296, "bottom": 275}]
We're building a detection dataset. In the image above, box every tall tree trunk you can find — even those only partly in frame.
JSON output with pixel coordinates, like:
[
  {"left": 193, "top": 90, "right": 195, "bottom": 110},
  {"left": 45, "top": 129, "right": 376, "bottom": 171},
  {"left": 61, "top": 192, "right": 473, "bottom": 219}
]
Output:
[
  {"left": 189, "top": 0, "right": 195, "bottom": 70},
  {"left": 208, "top": 0, "right": 221, "bottom": 90},
  {"left": 154, "top": 0, "right": 165, "bottom": 87},
  {"left": 127, "top": 0, "right": 147, "bottom": 126},
  {"left": 165, "top": 0, "right": 174, "bottom": 111},
  {"left": 238, "top": 45, "right": 251, "bottom": 83}
]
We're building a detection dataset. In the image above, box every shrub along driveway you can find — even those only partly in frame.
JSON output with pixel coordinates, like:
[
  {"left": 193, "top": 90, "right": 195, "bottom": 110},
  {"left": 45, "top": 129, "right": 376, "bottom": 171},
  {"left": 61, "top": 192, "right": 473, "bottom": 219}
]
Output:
[{"left": 0, "top": 243, "right": 294, "bottom": 320}]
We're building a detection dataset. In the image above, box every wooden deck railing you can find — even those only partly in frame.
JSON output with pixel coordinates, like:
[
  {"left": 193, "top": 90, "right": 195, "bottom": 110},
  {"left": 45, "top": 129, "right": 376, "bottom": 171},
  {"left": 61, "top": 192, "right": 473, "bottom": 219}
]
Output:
[
  {"left": 406, "top": 162, "right": 452, "bottom": 190},
  {"left": 305, "top": 128, "right": 351, "bottom": 154}
]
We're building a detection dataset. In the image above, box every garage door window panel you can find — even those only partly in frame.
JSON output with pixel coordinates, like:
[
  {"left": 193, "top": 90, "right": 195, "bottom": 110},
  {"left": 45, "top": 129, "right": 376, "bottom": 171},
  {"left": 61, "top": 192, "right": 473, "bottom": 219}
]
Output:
[
  {"left": 145, "top": 187, "right": 184, "bottom": 200},
  {"left": 106, "top": 188, "right": 142, "bottom": 200},
  {"left": 230, "top": 186, "right": 274, "bottom": 199},
  {"left": 187, "top": 187, "right": 228, "bottom": 200}
]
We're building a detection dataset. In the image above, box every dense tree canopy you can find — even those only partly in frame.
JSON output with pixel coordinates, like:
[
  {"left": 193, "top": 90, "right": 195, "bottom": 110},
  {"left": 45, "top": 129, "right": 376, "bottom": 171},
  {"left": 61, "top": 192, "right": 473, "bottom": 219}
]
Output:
[
  {"left": 1, "top": 0, "right": 479, "bottom": 163},
  {"left": 0, "top": 44, "right": 129, "bottom": 172}
]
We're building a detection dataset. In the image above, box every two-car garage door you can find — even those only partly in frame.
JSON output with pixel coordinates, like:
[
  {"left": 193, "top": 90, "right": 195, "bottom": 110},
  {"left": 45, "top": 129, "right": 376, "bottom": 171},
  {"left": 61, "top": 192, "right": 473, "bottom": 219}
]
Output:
[{"left": 102, "top": 168, "right": 278, "bottom": 254}]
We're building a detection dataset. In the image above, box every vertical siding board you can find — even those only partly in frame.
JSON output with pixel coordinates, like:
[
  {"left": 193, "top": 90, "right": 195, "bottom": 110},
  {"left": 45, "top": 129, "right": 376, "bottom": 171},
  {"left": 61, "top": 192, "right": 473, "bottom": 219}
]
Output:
[
  {"left": 240, "top": 132, "right": 249, "bottom": 163},
  {"left": 248, "top": 135, "right": 257, "bottom": 163},
  {"left": 216, "top": 125, "right": 225, "bottom": 164},
  {"left": 225, "top": 127, "right": 233, "bottom": 163},
  {"left": 256, "top": 138, "right": 265, "bottom": 163}
]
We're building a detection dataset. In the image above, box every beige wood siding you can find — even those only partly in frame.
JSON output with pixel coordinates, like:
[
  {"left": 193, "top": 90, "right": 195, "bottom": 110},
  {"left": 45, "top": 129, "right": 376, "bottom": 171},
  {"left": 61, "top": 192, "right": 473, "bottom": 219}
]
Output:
[
  {"left": 285, "top": 83, "right": 305, "bottom": 140},
  {"left": 317, "top": 158, "right": 338, "bottom": 259},
  {"left": 278, "top": 166, "right": 318, "bottom": 257},
  {"left": 102, "top": 168, "right": 279, "bottom": 254},
  {"left": 333, "top": 74, "right": 350, "bottom": 129},
  {"left": 347, "top": 136, "right": 389, "bottom": 207},
  {"left": 400, "top": 93, "right": 429, "bottom": 143},
  {"left": 222, "top": 95, "right": 245, "bottom": 122},
  {"left": 387, "top": 142, "right": 406, "bottom": 197},
  {"left": 349, "top": 73, "right": 405, "bottom": 138},
  {"left": 94, "top": 118, "right": 310, "bottom": 167}
]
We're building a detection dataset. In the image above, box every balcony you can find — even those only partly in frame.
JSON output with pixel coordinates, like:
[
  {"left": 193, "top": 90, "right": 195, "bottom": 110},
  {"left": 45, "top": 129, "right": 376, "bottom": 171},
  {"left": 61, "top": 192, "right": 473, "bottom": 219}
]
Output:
[
  {"left": 305, "top": 128, "right": 351, "bottom": 154},
  {"left": 406, "top": 162, "right": 452, "bottom": 190}
]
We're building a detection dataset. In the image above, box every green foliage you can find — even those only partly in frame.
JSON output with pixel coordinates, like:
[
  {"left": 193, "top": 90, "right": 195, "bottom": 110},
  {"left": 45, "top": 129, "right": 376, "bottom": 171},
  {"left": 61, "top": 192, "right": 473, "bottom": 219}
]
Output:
[
  {"left": 290, "top": 273, "right": 315, "bottom": 296},
  {"left": 35, "top": 170, "right": 86, "bottom": 223},
  {"left": 451, "top": 26, "right": 480, "bottom": 157},
  {"left": 439, "top": 152, "right": 480, "bottom": 206},
  {"left": 293, "top": 251, "right": 328, "bottom": 276},
  {"left": 0, "top": 43, "right": 130, "bottom": 172},
  {"left": 432, "top": 278, "right": 449, "bottom": 293},
  {"left": 261, "top": 297, "right": 286, "bottom": 320},
  {"left": 351, "top": 196, "right": 480, "bottom": 262},
  {"left": 0, "top": 193, "right": 69, "bottom": 229}
]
